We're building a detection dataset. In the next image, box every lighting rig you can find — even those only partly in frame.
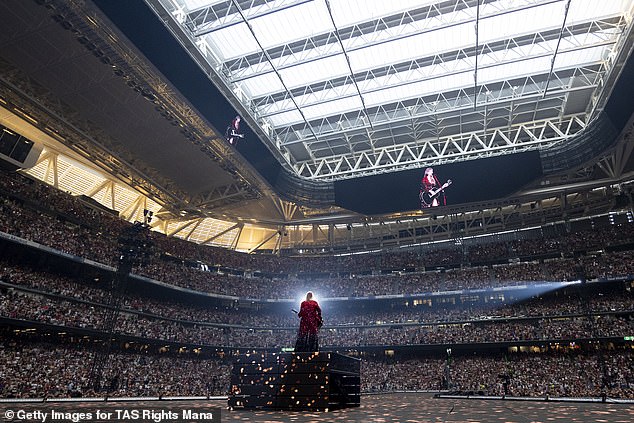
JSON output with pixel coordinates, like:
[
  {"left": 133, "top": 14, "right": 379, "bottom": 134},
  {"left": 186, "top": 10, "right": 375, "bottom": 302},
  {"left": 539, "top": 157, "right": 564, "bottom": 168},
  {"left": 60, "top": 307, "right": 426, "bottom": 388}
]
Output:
[{"left": 87, "top": 210, "right": 153, "bottom": 392}]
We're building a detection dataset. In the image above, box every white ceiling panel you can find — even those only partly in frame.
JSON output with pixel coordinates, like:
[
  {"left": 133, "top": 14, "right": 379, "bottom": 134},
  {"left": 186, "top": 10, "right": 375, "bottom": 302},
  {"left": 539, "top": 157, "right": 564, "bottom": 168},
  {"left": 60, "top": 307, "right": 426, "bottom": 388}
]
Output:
[
  {"left": 156, "top": 0, "right": 634, "bottom": 180},
  {"left": 249, "top": 1, "right": 331, "bottom": 48}
]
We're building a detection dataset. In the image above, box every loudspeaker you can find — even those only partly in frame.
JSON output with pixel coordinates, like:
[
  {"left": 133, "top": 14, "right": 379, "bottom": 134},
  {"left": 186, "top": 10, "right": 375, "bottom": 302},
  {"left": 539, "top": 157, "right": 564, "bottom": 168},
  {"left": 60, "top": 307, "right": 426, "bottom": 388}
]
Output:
[{"left": 0, "top": 125, "right": 42, "bottom": 169}]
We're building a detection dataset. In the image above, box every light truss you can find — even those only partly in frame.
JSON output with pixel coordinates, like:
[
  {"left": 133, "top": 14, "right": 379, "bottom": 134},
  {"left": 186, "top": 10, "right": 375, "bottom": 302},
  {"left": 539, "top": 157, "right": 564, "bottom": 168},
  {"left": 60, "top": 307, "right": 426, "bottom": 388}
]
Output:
[
  {"left": 185, "top": 0, "right": 314, "bottom": 37},
  {"left": 214, "top": 0, "right": 573, "bottom": 80},
  {"left": 281, "top": 65, "right": 602, "bottom": 169},
  {"left": 192, "top": 181, "right": 256, "bottom": 208},
  {"left": 295, "top": 114, "right": 587, "bottom": 179},
  {"left": 150, "top": 0, "right": 634, "bottom": 179},
  {"left": 277, "top": 64, "right": 602, "bottom": 138}
]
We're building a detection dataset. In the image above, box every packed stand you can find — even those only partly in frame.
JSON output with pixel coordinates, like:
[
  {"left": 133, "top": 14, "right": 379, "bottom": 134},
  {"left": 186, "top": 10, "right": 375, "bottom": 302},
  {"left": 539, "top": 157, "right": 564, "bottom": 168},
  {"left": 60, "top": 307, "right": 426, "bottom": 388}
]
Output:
[
  {"left": 0, "top": 339, "right": 229, "bottom": 398},
  {"left": 3, "top": 168, "right": 634, "bottom": 284},
  {"left": 2, "top": 283, "right": 632, "bottom": 349},
  {"left": 362, "top": 349, "right": 634, "bottom": 398}
]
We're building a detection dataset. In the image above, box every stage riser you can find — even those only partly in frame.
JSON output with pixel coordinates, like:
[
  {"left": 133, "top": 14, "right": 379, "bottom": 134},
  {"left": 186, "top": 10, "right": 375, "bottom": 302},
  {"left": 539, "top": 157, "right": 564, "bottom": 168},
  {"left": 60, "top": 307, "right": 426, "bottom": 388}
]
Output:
[
  {"left": 231, "top": 385, "right": 328, "bottom": 396},
  {"left": 230, "top": 380, "right": 360, "bottom": 396},
  {"left": 229, "top": 396, "right": 328, "bottom": 410},
  {"left": 229, "top": 352, "right": 361, "bottom": 411},
  {"left": 231, "top": 374, "right": 328, "bottom": 386}
]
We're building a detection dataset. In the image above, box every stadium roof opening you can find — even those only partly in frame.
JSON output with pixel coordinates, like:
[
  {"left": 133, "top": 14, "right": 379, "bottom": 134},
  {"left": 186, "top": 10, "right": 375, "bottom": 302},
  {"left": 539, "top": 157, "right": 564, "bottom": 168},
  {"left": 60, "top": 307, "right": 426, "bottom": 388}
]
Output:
[{"left": 148, "top": 0, "right": 634, "bottom": 180}]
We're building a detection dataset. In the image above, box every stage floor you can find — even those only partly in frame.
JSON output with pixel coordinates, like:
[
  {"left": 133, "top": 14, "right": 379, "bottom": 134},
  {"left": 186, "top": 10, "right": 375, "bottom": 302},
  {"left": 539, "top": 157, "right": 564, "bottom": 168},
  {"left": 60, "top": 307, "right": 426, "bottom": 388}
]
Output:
[
  {"left": 1, "top": 393, "right": 632, "bottom": 422},
  {"left": 224, "top": 393, "right": 632, "bottom": 423}
]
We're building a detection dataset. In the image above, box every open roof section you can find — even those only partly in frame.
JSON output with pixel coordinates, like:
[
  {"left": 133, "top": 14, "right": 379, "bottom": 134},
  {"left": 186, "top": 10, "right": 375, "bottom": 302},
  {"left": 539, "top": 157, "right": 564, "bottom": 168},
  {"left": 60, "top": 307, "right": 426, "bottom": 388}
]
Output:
[{"left": 147, "top": 0, "right": 634, "bottom": 180}]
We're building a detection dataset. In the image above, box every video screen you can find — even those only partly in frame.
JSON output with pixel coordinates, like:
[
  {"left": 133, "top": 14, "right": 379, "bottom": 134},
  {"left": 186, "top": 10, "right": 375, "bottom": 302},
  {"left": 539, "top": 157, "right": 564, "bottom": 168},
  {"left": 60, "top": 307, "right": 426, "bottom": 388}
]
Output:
[{"left": 334, "top": 151, "right": 543, "bottom": 214}]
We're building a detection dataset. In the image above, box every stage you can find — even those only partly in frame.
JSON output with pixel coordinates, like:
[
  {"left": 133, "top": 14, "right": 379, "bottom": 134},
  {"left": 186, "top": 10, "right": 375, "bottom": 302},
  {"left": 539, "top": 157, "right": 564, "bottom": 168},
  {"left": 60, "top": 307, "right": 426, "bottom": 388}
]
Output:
[
  {"left": 229, "top": 351, "right": 360, "bottom": 411},
  {"left": 1, "top": 393, "right": 632, "bottom": 423},
  {"left": 224, "top": 393, "right": 632, "bottom": 422}
]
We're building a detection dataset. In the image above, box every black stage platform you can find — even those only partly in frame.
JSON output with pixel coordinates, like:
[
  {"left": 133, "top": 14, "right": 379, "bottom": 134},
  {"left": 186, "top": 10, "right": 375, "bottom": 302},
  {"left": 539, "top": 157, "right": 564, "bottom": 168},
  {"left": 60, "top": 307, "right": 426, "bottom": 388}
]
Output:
[{"left": 229, "top": 351, "right": 361, "bottom": 410}]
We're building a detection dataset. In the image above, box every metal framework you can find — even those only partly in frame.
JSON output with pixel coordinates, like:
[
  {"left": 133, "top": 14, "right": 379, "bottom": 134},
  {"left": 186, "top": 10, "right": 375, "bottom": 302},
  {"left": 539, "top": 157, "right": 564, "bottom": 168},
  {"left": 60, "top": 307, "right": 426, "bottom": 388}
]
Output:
[
  {"left": 35, "top": 0, "right": 265, "bottom": 206},
  {"left": 3, "top": 0, "right": 633, "bottom": 255},
  {"left": 0, "top": 55, "right": 184, "bottom": 208},
  {"left": 149, "top": 0, "right": 634, "bottom": 180},
  {"left": 192, "top": 182, "right": 255, "bottom": 208}
]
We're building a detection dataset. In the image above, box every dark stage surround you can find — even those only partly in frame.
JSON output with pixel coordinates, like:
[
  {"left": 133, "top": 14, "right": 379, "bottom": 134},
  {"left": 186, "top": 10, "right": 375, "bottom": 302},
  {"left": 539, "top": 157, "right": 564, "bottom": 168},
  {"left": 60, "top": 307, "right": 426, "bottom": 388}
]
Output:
[{"left": 335, "top": 151, "right": 543, "bottom": 214}]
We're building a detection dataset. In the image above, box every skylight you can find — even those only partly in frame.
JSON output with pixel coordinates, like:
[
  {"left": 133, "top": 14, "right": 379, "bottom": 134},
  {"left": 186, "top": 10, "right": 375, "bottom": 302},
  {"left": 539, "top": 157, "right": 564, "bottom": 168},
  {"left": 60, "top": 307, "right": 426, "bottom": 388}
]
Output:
[{"left": 149, "top": 0, "right": 634, "bottom": 179}]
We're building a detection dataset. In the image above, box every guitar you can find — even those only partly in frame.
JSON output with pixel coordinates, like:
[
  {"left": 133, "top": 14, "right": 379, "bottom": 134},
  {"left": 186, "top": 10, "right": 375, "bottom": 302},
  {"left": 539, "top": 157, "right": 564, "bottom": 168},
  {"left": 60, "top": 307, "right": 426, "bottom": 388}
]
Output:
[
  {"left": 226, "top": 132, "right": 244, "bottom": 145},
  {"left": 420, "top": 179, "right": 452, "bottom": 206}
]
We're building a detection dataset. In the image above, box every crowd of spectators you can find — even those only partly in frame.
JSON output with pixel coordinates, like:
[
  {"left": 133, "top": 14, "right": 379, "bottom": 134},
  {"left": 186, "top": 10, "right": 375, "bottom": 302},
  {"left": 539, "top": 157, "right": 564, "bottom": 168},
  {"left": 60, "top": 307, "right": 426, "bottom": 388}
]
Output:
[
  {"left": 140, "top": 248, "right": 634, "bottom": 297},
  {"left": 3, "top": 169, "right": 634, "bottom": 285},
  {"left": 2, "top": 170, "right": 634, "bottom": 400},
  {"left": 2, "top": 282, "right": 632, "bottom": 349},
  {"left": 362, "top": 349, "right": 634, "bottom": 398},
  {"left": 2, "top": 259, "right": 634, "bottom": 328},
  {"left": 0, "top": 196, "right": 118, "bottom": 267},
  {"left": 1, "top": 337, "right": 631, "bottom": 399},
  {"left": 0, "top": 339, "right": 230, "bottom": 398},
  {"left": 449, "top": 351, "right": 634, "bottom": 398},
  {"left": 130, "top": 251, "right": 634, "bottom": 298},
  {"left": 2, "top": 199, "right": 633, "bottom": 301}
]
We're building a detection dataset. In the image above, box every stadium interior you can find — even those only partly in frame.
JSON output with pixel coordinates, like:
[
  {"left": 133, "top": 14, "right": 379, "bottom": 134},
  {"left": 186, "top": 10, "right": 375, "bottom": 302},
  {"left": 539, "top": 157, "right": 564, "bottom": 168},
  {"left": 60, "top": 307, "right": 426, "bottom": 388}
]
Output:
[{"left": 0, "top": 0, "right": 633, "bottom": 421}]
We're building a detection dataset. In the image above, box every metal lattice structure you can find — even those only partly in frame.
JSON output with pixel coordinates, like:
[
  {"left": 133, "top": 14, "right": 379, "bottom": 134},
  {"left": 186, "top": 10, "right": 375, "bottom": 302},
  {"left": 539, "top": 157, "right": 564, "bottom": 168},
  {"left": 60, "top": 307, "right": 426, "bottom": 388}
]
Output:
[
  {"left": 2, "top": 0, "right": 633, "bottom": 254},
  {"left": 147, "top": 0, "right": 634, "bottom": 180}
]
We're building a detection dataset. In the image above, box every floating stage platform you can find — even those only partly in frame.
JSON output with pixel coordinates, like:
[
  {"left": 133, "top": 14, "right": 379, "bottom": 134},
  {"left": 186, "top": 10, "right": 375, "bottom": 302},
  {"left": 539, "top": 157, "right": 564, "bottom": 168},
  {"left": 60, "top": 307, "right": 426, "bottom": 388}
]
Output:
[{"left": 228, "top": 351, "right": 361, "bottom": 411}]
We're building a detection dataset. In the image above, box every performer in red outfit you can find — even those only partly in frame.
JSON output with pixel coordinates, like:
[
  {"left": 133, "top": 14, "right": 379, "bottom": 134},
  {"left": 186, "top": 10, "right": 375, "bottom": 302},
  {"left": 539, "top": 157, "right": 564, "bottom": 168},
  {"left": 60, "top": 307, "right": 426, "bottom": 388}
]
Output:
[
  {"left": 294, "top": 291, "right": 322, "bottom": 352},
  {"left": 420, "top": 167, "right": 451, "bottom": 208}
]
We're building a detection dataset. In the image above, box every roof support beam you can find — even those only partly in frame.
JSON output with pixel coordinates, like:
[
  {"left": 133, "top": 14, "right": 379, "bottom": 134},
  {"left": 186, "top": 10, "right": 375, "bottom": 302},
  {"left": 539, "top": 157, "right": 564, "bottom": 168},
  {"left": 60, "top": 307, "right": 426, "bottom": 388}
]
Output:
[
  {"left": 544, "top": 0, "right": 573, "bottom": 98},
  {"left": 188, "top": 0, "right": 314, "bottom": 37},
  {"left": 166, "top": 219, "right": 199, "bottom": 237},
  {"left": 252, "top": 19, "right": 608, "bottom": 109},
  {"left": 230, "top": 223, "right": 243, "bottom": 250},
  {"left": 121, "top": 194, "right": 145, "bottom": 221},
  {"left": 248, "top": 229, "right": 280, "bottom": 253},
  {"left": 473, "top": 0, "right": 481, "bottom": 110},
  {"left": 230, "top": 0, "right": 321, "bottom": 144},
  {"left": 45, "top": 152, "right": 59, "bottom": 188},
  {"left": 294, "top": 114, "right": 587, "bottom": 180},
  {"left": 227, "top": 0, "right": 562, "bottom": 81},
  {"left": 184, "top": 218, "right": 204, "bottom": 241},
  {"left": 200, "top": 222, "right": 241, "bottom": 245},
  {"left": 86, "top": 179, "right": 110, "bottom": 198},
  {"left": 324, "top": 0, "right": 373, "bottom": 131},
  {"left": 278, "top": 68, "right": 599, "bottom": 152}
]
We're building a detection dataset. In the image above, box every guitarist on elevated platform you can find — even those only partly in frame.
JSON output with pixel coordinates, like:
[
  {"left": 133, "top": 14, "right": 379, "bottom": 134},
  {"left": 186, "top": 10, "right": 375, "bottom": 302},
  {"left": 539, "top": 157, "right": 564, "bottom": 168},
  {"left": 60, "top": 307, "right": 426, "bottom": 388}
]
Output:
[
  {"left": 420, "top": 167, "right": 452, "bottom": 209},
  {"left": 225, "top": 115, "right": 245, "bottom": 146}
]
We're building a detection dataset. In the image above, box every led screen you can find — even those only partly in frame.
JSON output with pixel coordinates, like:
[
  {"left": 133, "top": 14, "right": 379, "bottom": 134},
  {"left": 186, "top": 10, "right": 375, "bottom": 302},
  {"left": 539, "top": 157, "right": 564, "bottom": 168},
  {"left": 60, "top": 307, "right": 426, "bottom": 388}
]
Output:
[{"left": 334, "top": 151, "right": 543, "bottom": 214}]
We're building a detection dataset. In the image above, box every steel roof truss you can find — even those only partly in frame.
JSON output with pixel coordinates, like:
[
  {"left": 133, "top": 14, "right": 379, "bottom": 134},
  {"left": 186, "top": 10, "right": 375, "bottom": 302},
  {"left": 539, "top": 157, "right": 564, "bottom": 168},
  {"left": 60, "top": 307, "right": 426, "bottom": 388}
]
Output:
[{"left": 292, "top": 114, "right": 587, "bottom": 180}]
